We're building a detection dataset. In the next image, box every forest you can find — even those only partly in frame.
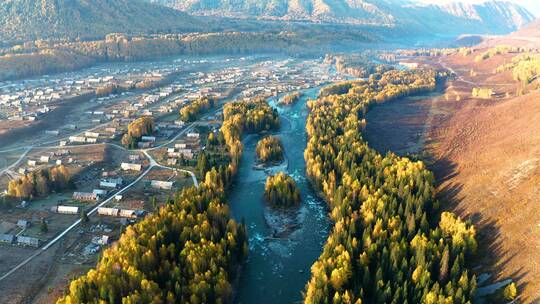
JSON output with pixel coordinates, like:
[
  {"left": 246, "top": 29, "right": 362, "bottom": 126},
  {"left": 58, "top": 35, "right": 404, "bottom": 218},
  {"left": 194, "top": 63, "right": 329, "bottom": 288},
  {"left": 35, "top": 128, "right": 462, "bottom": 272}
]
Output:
[
  {"left": 222, "top": 98, "right": 280, "bottom": 137},
  {"left": 474, "top": 45, "right": 521, "bottom": 62},
  {"left": 0, "top": 30, "right": 342, "bottom": 82},
  {"left": 303, "top": 68, "right": 477, "bottom": 303},
  {"left": 325, "top": 54, "right": 392, "bottom": 78},
  {"left": 255, "top": 136, "right": 284, "bottom": 164},
  {"left": 57, "top": 179, "right": 247, "bottom": 303},
  {"left": 279, "top": 92, "right": 302, "bottom": 105},
  {"left": 264, "top": 172, "right": 301, "bottom": 208},
  {"left": 1, "top": 32, "right": 287, "bottom": 81},
  {"left": 121, "top": 116, "right": 155, "bottom": 149},
  {"left": 58, "top": 98, "right": 280, "bottom": 303},
  {"left": 397, "top": 48, "right": 471, "bottom": 57},
  {"left": 7, "top": 165, "right": 72, "bottom": 200},
  {"left": 180, "top": 97, "right": 215, "bottom": 122}
]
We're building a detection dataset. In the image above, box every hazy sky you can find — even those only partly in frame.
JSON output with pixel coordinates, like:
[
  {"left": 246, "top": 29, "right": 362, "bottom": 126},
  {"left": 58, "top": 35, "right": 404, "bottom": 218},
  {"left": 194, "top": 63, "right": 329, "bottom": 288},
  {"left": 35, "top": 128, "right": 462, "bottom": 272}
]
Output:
[{"left": 416, "top": 0, "right": 540, "bottom": 16}]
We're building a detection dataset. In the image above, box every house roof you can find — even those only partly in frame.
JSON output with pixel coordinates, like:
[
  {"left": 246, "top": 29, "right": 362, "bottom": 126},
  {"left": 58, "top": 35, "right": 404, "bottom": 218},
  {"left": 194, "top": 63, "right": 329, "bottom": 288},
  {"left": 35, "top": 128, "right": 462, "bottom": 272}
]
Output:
[{"left": 0, "top": 234, "right": 14, "bottom": 243}]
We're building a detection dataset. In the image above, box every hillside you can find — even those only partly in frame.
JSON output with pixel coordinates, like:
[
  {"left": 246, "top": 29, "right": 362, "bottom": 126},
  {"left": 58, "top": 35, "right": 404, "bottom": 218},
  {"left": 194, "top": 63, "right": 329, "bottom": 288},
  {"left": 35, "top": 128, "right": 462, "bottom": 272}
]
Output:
[
  {"left": 479, "top": 18, "right": 540, "bottom": 49},
  {"left": 428, "top": 51, "right": 540, "bottom": 302},
  {"left": 362, "top": 48, "right": 540, "bottom": 302},
  {"left": 512, "top": 18, "right": 540, "bottom": 37},
  {"left": 150, "top": 0, "right": 395, "bottom": 25},
  {"left": 0, "top": 0, "right": 532, "bottom": 44},
  {"left": 149, "top": 0, "right": 534, "bottom": 36},
  {"left": 0, "top": 0, "right": 205, "bottom": 42},
  {"left": 409, "top": 1, "right": 533, "bottom": 34}
]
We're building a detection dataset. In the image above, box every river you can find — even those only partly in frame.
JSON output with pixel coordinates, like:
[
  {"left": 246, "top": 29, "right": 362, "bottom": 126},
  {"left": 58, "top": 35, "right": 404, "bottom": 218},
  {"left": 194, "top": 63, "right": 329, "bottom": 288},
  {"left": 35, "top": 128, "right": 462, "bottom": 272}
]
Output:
[{"left": 229, "top": 87, "right": 331, "bottom": 304}]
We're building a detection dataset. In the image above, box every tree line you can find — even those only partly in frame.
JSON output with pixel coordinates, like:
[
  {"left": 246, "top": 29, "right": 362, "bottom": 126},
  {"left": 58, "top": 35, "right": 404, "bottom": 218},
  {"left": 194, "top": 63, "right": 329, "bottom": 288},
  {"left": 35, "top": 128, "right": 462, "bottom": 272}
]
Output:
[
  {"left": 279, "top": 92, "right": 302, "bottom": 106},
  {"left": 474, "top": 46, "right": 519, "bottom": 62},
  {"left": 396, "top": 48, "right": 470, "bottom": 57},
  {"left": 496, "top": 52, "right": 540, "bottom": 85},
  {"left": 303, "top": 68, "right": 478, "bottom": 303},
  {"left": 325, "top": 54, "right": 392, "bottom": 78},
  {"left": 7, "top": 165, "right": 72, "bottom": 200},
  {"left": 180, "top": 97, "right": 215, "bottom": 122},
  {"left": 121, "top": 116, "right": 155, "bottom": 149},
  {"left": 0, "top": 31, "right": 325, "bottom": 82}
]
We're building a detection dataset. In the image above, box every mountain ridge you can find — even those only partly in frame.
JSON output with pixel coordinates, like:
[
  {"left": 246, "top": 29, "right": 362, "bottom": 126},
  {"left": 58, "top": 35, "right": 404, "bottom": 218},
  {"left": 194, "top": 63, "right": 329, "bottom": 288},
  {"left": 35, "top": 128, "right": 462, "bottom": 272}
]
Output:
[
  {"left": 148, "top": 0, "right": 534, "bottom": 35},
  {"left": 512, "top": 18, "right": 540, "bottom": 37},
  {"left": 0, "top": 0, "right": 206, "bottom": 42}
]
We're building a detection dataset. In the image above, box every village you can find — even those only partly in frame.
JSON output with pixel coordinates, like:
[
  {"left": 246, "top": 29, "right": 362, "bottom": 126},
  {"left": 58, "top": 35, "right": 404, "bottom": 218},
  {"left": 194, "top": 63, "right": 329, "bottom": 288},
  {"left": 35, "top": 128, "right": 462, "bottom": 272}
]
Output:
[{"left": 0, "top": 54, "right": 345, "bottom": 295}]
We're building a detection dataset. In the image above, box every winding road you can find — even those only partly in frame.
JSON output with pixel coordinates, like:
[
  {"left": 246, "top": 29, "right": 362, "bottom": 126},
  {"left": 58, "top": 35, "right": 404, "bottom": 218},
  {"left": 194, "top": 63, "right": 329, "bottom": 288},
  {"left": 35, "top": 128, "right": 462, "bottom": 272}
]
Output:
[{"left": 0, "top": 147, "right": 31, "bottom": 176}]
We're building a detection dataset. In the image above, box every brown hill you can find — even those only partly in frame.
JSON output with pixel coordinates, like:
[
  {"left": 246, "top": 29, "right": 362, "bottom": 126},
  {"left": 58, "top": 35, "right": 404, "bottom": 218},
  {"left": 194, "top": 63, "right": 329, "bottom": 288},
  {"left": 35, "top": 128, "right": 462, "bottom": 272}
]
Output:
[
  {"left": 480, "top": 18, "right": 540, "bottom": 48},
  {"left": 429, "top": 52, "right": 540, "bottom": 302},
  {"left": 512, "top": 18, "right": 540, "bottom": 37},
  {"left": 365, "top": 49, "right": 540, "bottom": 302}
]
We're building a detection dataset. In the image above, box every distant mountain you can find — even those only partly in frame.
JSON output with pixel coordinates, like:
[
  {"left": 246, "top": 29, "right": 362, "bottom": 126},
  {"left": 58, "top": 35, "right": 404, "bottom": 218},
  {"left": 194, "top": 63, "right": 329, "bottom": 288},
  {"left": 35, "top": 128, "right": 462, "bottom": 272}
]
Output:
[
  {"left": 0, "top": 0, "right": 205, "bottom": 42},
  {"left": 436, "top": 1, "right": 533, "bottom": 31},
  {"left": 512, "top": 18, "right": 540, "bottom": 37},
  {"left": 149, "top": 0, "right": 395, "bottom": 25},
  {"left": 149, "top": 0, "right": 534, "bottom": 35}
]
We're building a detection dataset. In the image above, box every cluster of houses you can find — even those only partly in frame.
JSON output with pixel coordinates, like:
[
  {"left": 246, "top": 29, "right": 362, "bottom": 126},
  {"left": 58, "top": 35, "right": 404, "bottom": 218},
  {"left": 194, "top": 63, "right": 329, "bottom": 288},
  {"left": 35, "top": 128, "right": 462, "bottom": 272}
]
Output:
[
  {"left": 71, "top": 177, "right": 124, "bottom": 202},
  {"left": 167, "top": 135, "right": 201, "bottom": 164},
  {"left": 0, "top": 234, "right": 40, "bottom": 247},
  {"left": 0, "top": 73, "right": 119, "bottom": 122},
  {"left": 97, "top": 207, "right": 145, "bottom": 219},
  {"left": 0, "top": 60, "right": 185, "bottom": 123},
  {"left": 0, "top": 220, "right": 40, "bottom": 248},
  {"left": 237, "top": 60, "right": 338, "bottom": 99},
  {"left": 21, "top": 150, "right": 72, "bottom": 174},
  {"left": 102, "top": 83, "right": 184, "bottom": 122},
  {"left": 66, "top": 127, "right": 120, "bottom": 144}
]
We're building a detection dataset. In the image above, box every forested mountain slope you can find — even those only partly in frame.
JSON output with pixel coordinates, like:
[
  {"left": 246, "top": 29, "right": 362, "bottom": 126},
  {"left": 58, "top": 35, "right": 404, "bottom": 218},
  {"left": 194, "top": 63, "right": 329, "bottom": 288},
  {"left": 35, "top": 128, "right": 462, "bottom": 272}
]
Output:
[
  {"left": 0, "top": 0, "right": 205, "bottom": 42},
  {"left": 1, "top": 0, "right": 533, "bottom": 44}
]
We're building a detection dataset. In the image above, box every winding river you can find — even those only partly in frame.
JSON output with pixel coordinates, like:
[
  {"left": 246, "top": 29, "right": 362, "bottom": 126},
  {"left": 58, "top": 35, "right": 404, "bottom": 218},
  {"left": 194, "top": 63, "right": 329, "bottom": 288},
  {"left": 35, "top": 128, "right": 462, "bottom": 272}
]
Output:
[{"left": 229, "top": 88, "right": 331, "bottom": 304}]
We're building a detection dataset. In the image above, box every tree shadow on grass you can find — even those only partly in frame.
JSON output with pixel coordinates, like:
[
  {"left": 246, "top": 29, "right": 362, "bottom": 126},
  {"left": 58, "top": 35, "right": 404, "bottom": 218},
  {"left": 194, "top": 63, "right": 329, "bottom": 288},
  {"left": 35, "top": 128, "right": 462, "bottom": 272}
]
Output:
[{"left": 429, "top": 155, "right": 533, "bottom": 302}]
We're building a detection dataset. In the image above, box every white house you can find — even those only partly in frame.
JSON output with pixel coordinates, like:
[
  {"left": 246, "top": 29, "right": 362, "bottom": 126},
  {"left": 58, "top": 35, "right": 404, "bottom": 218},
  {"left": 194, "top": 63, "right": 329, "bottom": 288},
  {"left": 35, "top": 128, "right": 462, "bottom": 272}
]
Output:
[
  {"left": 52, "top": 206, "right": 79, "bottom": 214},
  {"left": 100, "top": 181, "right": 119, "bottom": 189},
  {"left": 92, "top": 189, "right": 108, "bottom": 196},
  {"left": 121, "top": 163, "right": 142, "bottom": 171},
  {"left": 69, "top": 136, "right": 86, "bottom": 143},
  {"left": 85, "top": 131, "right": 100, "bottom": 138},
  {"left": 150, "top": 180, "right": 174, "bottom": 190},
  {"left": 73, "top": 192, "right": 99, "bottom": 201}
]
